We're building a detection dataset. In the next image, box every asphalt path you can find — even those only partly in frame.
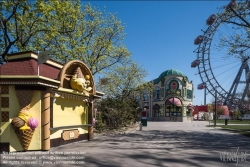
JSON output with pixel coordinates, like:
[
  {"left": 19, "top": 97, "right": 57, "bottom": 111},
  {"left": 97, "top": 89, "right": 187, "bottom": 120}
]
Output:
[{"left": 1, "top": 121, "right": 250, "bottom": 167}]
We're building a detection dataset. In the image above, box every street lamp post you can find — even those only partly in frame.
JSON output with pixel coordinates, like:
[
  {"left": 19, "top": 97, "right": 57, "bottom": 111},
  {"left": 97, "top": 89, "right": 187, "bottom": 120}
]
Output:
[
  {"left": 204, "top": 88, "right": 206, "bottom": 105},
  {"left": 214, "top": 90, "right": 217, "bottom": 127},
  {"left": 198, "top": 82, "right": 207, "bottom": 105}
]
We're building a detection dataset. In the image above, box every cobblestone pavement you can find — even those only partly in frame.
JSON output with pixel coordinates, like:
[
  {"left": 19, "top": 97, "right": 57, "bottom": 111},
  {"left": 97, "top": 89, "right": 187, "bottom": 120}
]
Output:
[{"left": 1, "top": 121, "right": 250, "bottom": 167}]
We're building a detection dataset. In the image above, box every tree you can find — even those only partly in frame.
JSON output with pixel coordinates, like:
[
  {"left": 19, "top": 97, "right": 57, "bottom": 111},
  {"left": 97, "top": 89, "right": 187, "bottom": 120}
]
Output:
[
  {"left": 95, "top": 59, "right": 152, "bottom": 130},
  {"left": 1, "top": 2, "right": 130, "bottom": 76},
  {"left": 0, "top": 0, "right": 80, "bottom": 64},
  {"left": 94, "top": 111, "right": 106, "bottom": 132},
  {"left": 96, "top": 96, "right": 140, "bottom": 130},
  {"left": 216, "top": 106, "right": 226, "bottom": 119},
  {"left": 99, "top": 60, "right": 154, "bottom": 101},
  {"left": 47, "top": 3, "right": 131, "bottom": 75},
  {"left": 217, "top": 1, "right": 250, "bottom": 56},
  {"left": 207, "top": 103, "right": 213, "bottom": 112},
  {"left": 231, "top": 109, "right": 241, "bottom": 120}
]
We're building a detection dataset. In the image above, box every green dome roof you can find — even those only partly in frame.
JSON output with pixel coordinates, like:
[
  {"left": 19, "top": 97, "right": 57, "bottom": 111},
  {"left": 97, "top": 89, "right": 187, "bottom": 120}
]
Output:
[{"left": 153, "top": 69, "right": 187, "bottom": 84}]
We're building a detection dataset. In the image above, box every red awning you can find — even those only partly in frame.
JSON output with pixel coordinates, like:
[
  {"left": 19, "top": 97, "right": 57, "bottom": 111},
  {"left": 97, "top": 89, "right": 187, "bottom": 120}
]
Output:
[{"left": 165, "top": 98, "right": 182, "bottom": 106}]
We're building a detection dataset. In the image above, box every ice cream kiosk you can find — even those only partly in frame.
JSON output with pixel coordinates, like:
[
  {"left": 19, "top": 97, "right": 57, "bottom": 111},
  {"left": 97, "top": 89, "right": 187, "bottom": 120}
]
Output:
[{"left": 0, "top": 51, "right": 103, "bottom": 152}]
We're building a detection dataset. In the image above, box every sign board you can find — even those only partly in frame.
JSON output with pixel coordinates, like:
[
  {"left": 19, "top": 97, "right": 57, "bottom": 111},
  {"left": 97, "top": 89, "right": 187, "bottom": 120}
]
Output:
[{"left": 218, "top": 115, "right": 230, "bottom": 120}]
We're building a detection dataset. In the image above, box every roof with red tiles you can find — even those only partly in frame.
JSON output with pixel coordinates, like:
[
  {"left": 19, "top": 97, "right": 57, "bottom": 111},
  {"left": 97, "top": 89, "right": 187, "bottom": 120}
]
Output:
[
  {"left": 6, "top": 51, "right": 64, "bottom": 66},
  {"left": 193, "top": 105, "right": 208, "bottom": 116},
  {"left": 0, "top": 52, "right": 61, "bottom": 80},
  {"left": 192, "top": 105, "right": 229, "bottom": 116}
]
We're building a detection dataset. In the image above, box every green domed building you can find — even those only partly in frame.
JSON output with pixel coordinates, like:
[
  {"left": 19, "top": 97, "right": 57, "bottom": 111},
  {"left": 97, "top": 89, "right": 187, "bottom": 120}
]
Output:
[{"left": 137, "top": 69, "right": 194, "bottom": 122}]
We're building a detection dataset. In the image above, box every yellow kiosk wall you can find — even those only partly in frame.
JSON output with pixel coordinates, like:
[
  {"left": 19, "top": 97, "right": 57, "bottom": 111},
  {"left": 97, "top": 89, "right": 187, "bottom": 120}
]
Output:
[
  {"left": 8, "top": 87, "right": 42, "bottom": 152},
  {"left": 50, "top": 98, "right": 88, "bottom": 139}
]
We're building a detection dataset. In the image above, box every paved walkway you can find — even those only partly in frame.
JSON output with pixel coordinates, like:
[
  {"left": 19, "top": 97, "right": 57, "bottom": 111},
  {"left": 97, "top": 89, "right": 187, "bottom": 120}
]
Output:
[{"left": 1, "top": 121, "right": 250, "bottom": 167}]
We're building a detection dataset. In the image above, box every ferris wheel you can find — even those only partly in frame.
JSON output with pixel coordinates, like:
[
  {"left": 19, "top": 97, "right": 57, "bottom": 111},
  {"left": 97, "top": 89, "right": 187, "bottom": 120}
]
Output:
[{"left": 192, "top": 0, "right": 250, "bottom": 112}]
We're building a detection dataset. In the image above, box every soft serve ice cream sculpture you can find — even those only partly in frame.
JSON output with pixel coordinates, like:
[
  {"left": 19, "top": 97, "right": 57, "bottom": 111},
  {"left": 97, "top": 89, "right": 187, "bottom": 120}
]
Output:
[
  {"left": 70, "top": 67, "right": 92, "bottom": 92},
  {"left": 11, "top": 109, "right": 38, "bottom": 150}
]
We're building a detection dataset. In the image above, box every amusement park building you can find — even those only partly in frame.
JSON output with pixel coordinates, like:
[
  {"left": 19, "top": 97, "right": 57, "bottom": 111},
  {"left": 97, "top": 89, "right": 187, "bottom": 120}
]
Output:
[
  {"left": 192, "top": 105, "right": 230, "bottom": 116},
  {"left": 0, "top": 51, "right": 103, "bottom": 152},
  {"left": 137, "top": 69, "right": 194, "bottom": 122}
]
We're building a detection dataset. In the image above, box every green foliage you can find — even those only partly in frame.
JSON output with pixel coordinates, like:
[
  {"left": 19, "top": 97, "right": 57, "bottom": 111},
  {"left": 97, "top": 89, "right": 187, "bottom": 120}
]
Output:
[
  {"left": 96, "top": 97, "right": 140, "bottom": 130},
  {"left": 216, "top": 106, "right": 226, "bottom": 118},
  {"left": 45, "top": 3, "right": 131, "bottom": 75},
  {"left": 1, "top": 1, "right": 130, "bottom": 75},
  {"left": 207, "top": 104, "right": 213, "bottom": 112},
  {"left": 231, "top": 110, "right": 241, "bottom": 120},
  {"left": 94, "top": 112, "right": 106, "bottom": 132},
  {"left": 217, "top": 1, "right": 250, "bottom": 57},
  {"left": 1, "top": 0, "right": 81, "bottom": 62},
  {"left": 99, "top": 59, "right": 154, "bottom": 100}
]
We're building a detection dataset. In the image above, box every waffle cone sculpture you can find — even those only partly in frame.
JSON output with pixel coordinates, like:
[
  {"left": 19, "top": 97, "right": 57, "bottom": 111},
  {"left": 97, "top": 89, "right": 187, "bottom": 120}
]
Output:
[{"left": 15, "top": 129, "right": 34, "bottom": 151}]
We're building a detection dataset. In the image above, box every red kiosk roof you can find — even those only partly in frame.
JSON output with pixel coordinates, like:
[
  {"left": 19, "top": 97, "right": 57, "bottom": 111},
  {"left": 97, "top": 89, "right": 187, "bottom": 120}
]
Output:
[{"left": 0, "top": 52, "right": 61, "bottom": 80}]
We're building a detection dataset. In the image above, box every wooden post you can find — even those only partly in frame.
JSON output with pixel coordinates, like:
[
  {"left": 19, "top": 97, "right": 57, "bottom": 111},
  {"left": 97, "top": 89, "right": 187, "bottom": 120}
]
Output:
[
  {"left": 41, "top": 91, "right": 50, "bottom": 150},
  {"left": 88, "top": 96, "right": 94, "bottom": 140}
]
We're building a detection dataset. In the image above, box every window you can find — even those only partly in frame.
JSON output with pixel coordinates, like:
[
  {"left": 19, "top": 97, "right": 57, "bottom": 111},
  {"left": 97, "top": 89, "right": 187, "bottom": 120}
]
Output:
[
  {"left": 165, "top": 106, "right": 182, "bottom": 117},
  {"left": 165, "top": 112, "right": 170, "bottom": 117},
  {"left": 1, "top": 111, "right": 9, "bottom": 122},
  {"left": 187, "top": 90, "right": 192, "bottom": 99},
  {"left": 165, "top": 106, "right": 170, "bottom": 117},
  {"left": 143, "top": 90, "right": 149, "bottom": 101},
  {"left": 154, "top": 109, "right": 160, "bottom": 117},
  {"left": 136, "top": 94, "right": 140, "bottom": 102},
  {"left": 155, "top": 87, "right": 161, "bottom": 100}
]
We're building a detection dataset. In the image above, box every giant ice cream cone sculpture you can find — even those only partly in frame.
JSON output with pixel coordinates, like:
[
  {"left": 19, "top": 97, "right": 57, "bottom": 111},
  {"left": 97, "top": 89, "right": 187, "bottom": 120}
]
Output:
[
  {"left": 11, "top": 109, "right": 38, "bottom": 150},
  {"left": 15, "top": 128, "right": 34, "bottom": 150}
]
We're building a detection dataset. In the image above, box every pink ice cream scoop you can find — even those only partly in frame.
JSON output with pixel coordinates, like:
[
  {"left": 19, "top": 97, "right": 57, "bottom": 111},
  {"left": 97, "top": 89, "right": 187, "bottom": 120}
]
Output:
[{"left": 28, "top": 118, "right": 38, "bottom": 131}]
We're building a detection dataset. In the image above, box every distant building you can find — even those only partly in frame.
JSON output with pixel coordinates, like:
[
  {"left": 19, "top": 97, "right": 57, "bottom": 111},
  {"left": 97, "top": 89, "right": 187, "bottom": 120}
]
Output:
[
  {"left": 136, "top": 69, "right": 194, "bottom": 122},
  {"left": 193, "top": 105, "right": 208, "bottom": 116},
  {"left": 193, "top": 105, "right": 229, "bottom": 116}
]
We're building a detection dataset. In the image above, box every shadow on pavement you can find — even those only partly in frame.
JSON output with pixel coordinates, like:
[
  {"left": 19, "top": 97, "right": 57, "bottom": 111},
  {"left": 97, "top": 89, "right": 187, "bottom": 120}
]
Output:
[
  {"left": 52, "top": 129, "right": 250, "bottom": 167},
  {"left": 2, "top": 128, "right": 249, "bottom": 167}
]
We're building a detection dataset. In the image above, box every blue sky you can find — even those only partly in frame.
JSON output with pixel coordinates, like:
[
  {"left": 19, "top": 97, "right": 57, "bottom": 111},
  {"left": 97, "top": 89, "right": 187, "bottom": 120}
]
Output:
[{"left": 85, "top": 0, "right": 238, "bottom": 105}]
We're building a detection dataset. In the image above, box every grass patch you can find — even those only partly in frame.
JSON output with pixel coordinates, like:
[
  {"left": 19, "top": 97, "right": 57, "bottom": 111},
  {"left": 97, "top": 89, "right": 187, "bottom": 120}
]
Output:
[
  {"left": 209, "top": 120, "right": 250, "bottom": 124},
  {"left": 207, "top": 125, "right": 250, "bottom": 138}
]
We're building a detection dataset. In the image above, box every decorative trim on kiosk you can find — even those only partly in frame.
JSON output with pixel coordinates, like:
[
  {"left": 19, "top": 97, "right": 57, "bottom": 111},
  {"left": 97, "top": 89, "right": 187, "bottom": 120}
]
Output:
[{"left": 50, "top": 124, "right": 93, "bottom": 131}]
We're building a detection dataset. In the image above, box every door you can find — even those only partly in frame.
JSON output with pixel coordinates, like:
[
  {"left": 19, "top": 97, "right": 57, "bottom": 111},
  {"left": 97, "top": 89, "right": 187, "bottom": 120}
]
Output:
[{"left": 171, "top": 106, "right": 181, "bottom": 121}]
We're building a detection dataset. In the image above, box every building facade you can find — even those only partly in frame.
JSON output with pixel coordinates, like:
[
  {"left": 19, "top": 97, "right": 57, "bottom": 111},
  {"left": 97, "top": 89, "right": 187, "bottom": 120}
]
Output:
[{"left": 137, "top": 69, "right": 194, "bottom": 122}]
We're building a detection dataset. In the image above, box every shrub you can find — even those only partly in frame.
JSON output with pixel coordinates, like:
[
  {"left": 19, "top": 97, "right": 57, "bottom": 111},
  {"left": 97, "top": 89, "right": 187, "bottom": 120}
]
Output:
[
  {"left": 94, "top": 112, "right": 106, "bottom": 132},
  {"left": 96, "top": 97, "right": 140, "bottom": 130}
]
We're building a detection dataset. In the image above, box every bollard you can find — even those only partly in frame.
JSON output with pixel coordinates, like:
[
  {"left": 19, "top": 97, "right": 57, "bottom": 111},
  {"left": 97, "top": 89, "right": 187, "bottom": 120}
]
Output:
[
  {"left": 139, "top": 123, "right": 142, "bottom": 131},
  {"left": 225, "top": 119, "right": 228, "bottom": 125}
]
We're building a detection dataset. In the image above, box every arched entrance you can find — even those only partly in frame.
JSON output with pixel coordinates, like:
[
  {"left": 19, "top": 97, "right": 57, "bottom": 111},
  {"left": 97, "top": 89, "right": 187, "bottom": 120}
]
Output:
[
  {"left": 153, "top": 104, "right": 161, "bottom": 117},
  {"left": 165, "top": 97, "right": 182, "bottom": 121}
]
